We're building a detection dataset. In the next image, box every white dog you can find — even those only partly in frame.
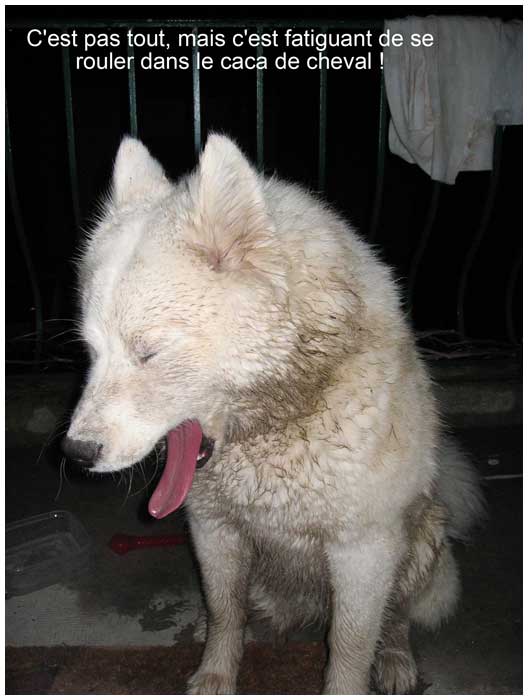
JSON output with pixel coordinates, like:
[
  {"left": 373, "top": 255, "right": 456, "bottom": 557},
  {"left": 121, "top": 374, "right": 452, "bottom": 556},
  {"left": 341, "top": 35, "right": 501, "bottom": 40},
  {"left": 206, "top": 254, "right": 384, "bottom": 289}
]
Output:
[{"left": 63, "top": 134, "right": 484, "bottom": 694}]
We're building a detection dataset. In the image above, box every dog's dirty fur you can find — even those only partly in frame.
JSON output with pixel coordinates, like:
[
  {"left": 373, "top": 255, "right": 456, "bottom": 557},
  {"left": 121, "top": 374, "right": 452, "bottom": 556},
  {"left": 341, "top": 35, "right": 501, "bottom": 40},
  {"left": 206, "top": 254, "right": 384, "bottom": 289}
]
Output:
[{"left": 66, "top": 134, "right": 485, "bottom": 694}]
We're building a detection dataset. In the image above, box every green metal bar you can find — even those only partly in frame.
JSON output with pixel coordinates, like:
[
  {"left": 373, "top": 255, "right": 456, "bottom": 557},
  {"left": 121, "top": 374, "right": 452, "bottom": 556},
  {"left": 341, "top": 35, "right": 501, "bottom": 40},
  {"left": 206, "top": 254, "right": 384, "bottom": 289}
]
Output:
[
  {"left": 318, "top": 58, "right": 328, "bottom": 192},
  {"left": 457, "top": 126, "right": 504, "bottom": 338},
  {"left": 369, "top": 71, "right": 388, "bottom": 241},
  {"left": 8, "top": 19, "right": 384, "bottom": 29},
  {"left": 192, "top": 30, "right": 201, "bottom": 159},
  {"left": 62, "top": 45, "right": 82, "bottom": 230},
  {"left": 317, "top": 27, "right": 328, "bottom": 192},
  {"left": 407, "top": 181, "right": 442, "bottom": 313},
  {"left": 127, "top": 41, "right": 138, "bottom": 137},
  {"left": 6, "top": 100, "right": 44, "bottom": 366},
  {"left": 505, "top": 256, "right": 521, "bottom": 345},
  {"left": 256, "top": 27, "right": 264, "bottom": 171}
]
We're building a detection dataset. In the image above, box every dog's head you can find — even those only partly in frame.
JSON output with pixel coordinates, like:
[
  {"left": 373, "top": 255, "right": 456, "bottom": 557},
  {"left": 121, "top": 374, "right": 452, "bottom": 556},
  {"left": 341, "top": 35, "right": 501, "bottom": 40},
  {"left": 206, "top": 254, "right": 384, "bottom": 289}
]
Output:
[
  {"left": 63, "top": 134, "right": 360, "bottom": 516},
  {"left": 63, "top": 134, "right": 297, "bottom": 515}
]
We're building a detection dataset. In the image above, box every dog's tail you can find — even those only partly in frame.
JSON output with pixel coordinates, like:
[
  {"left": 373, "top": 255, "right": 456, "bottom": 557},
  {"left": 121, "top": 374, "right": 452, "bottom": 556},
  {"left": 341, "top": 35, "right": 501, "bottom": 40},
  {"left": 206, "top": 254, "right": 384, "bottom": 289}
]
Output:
[
  {"left": 435, "top": 436, "right": 487, "bottom": 542},
  {"left": 410, "top": 437, "right": 486, "bottom": 629}
]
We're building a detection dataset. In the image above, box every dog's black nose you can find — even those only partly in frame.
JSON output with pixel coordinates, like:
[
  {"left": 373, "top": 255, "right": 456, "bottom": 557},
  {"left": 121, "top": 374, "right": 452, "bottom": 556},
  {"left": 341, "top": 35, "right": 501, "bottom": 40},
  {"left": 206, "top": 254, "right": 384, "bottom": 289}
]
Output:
[{"left": 61, "top": 436, "right": 102, "bottom": 466}]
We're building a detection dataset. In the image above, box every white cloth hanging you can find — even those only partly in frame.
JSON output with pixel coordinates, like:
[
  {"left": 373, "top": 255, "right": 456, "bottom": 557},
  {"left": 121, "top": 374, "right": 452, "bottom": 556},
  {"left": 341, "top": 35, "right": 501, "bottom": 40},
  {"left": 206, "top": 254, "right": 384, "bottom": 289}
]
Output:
[{"left": 383, "top": 16, "right": 522, "bottom": 184}]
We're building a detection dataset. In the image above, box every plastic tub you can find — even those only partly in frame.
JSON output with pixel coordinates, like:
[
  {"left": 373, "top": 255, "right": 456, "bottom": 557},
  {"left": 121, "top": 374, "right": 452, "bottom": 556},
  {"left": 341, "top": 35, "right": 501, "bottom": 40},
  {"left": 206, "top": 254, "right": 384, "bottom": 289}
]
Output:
[{"left": 6, "top": 510, "right": 92, "bottom": 597}]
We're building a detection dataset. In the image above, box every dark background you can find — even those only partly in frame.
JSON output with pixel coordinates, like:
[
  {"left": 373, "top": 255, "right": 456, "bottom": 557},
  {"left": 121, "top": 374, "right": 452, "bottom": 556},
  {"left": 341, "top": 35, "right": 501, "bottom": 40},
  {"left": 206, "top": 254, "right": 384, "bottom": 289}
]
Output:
[{"left": 6, "top": 6, "right": 522, "bottom": 369}]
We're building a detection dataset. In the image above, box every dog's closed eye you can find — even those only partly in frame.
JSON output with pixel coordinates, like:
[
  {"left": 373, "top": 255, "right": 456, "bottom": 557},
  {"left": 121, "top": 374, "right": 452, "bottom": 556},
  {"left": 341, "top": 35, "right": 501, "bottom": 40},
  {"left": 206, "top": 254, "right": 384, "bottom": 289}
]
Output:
[
  {"left": 131, "top": 338, "right": 160, "bottom": 365},
  {"left": 138, "top": 350, "right": 159, "bottom": 364}
]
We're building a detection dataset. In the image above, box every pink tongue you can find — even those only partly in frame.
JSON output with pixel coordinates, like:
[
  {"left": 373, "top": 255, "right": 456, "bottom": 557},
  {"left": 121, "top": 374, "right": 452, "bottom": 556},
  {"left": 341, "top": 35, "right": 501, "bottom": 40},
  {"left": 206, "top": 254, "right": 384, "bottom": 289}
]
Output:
[{"left": 148, "top": 420, "right": 203, "bottom": 519}]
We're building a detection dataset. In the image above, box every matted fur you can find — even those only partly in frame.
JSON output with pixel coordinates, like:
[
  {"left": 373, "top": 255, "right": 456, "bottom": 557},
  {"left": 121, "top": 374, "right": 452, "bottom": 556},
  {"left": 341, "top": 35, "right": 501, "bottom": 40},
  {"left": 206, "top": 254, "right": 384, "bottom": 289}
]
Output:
[{"left": 66, "top": 134, "right": 484, "bottom": 694}]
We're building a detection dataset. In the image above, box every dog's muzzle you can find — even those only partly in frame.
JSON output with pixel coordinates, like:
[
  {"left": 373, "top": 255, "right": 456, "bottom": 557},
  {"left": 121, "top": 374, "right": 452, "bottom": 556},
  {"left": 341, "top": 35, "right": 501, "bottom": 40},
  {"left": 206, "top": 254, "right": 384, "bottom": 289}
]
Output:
[{"left": 61, "top": 436, "right": 102, "bottom": 468}]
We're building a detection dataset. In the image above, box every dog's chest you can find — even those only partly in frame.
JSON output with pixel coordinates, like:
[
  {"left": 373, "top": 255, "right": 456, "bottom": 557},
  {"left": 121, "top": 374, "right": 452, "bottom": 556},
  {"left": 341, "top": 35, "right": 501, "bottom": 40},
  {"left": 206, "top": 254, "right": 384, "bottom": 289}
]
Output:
[{"left": 189, "top": 428, "right": 377, "bottom": 539}]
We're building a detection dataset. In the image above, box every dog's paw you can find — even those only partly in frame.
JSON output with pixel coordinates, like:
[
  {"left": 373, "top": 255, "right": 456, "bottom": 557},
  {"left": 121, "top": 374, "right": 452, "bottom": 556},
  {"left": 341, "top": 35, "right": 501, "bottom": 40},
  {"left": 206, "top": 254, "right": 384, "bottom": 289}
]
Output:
[
  {"left": 323, "top": 676, "right": 370, "bottom": 695},
  {"left": 192, "top": 611, "right": 207, "bottom": 643},
  {"left": 373, "top": 648, "right": 419, "bottom": 694},
  {"left": 187, "top": 671, "right": 236, "bottom": 695}
]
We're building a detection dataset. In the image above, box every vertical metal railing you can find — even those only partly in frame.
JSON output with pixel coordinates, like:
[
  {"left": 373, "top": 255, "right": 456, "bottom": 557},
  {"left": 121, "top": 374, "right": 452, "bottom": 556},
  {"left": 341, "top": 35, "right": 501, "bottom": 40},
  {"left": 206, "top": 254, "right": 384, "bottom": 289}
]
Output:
[
  {"left": 456, "top": 126, "right": 504, "bottom": 338},
  {"left": 127, "top": 40, "right": 138, "bottom": 137},
  {"left": 505, "top": 257, "right": 521, "bottom": 345},
  {"left": 407, "top": 181, "right": 442, "bottom": 312},
  {"left": 368, "top": 70, "right": 388, "bottom": 241},
  {"left": 6, "top": 99, "right": 44, "bottom": 364},
  {"left": 192, "top": 29, "right": 202, "bottom": 160},
  {"left": 255, "top": 27, "right": 265, "bottom": 170},
  {"left": 318, "top": 30, "right": 328, "bottom": 192},
  {"left": 62, "top": 45, "right": 82, "bottom": 232},
  {"left": 6, "top": 19, "right": 519, "bottom": 371}
]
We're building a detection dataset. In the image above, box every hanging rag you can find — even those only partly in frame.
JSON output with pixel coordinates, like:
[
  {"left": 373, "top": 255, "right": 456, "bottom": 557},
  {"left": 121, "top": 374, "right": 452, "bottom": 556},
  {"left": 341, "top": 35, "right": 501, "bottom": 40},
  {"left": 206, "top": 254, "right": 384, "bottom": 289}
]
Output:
[{"left": 383, "top": 16, "right": 522, "bottom": 184}]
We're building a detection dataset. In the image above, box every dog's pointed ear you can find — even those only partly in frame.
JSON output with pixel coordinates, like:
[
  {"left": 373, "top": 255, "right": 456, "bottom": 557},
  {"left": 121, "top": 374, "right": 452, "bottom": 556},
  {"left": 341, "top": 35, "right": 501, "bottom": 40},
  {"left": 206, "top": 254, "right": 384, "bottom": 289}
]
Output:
[
  {"left": 112, "top": 136, "right": 171, "bottom": 206},
  {"left": 187, "top": 134, "right": 285, "bottom": 283}
]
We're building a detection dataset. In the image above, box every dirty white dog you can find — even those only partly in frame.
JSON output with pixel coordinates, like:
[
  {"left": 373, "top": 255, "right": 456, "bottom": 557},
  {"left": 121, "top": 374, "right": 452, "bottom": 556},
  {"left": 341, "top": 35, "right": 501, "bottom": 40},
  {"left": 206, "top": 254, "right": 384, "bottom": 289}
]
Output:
[{"left": 63, "top": 134, "right": 484, "bottom": 694}]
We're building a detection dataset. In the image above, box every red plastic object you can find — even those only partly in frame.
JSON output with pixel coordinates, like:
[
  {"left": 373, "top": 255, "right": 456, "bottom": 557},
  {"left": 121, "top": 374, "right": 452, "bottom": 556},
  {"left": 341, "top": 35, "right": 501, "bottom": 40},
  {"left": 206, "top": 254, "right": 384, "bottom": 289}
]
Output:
[{"left": 108, "top": 532, "right": 186, "bottom": 555}]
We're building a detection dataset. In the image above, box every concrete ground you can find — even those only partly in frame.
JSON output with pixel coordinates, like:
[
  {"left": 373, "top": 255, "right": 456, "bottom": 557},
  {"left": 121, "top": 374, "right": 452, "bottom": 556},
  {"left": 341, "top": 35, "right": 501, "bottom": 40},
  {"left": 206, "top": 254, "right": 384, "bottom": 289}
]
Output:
[{"left": 5, "top": 369, "right": 522, "bottom": 694}]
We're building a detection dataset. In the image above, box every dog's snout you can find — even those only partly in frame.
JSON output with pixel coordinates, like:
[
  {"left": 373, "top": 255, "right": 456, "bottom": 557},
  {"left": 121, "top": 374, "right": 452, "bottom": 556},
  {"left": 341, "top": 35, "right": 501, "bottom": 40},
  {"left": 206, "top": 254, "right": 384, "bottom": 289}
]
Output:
[{"left": 61, "top": 436, "right": 102, "bottom": 466}]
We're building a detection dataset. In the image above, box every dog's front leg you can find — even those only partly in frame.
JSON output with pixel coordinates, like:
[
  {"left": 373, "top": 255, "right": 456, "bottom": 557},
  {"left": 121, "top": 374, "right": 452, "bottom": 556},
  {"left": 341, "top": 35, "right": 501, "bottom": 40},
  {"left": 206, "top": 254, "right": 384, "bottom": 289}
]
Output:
[
  {"left": 187, "top": 515, "right": 250, "bottom": 695},
  {"left": 324, "top": 529, "right": 405, "bottom": 695}
]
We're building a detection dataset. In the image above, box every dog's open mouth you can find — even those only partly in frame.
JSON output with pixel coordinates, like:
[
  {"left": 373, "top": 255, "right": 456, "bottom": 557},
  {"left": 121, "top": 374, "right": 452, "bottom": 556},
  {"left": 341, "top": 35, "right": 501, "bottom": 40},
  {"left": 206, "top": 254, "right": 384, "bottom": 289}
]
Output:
[{"left": 148, "top": 420, "right": 214, "bottom": 520}]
